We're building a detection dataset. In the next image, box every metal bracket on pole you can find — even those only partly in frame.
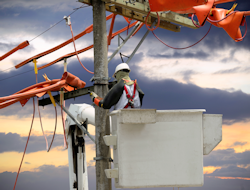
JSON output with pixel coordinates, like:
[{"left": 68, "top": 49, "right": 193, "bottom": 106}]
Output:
[
  {"left": 94, "top": 157, "right": 113, "bottom": 162},
  {"left": 126, "top": 19, "right": 158, "bottom": 64},
  {"left": 90, "top": 76, "right": 111, "bottom": 84},
  {"left": 108, "top": 21, "right": 141, "bottom": 63}
]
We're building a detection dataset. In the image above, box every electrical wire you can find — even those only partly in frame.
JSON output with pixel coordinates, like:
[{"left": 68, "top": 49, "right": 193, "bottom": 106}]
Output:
[
  {"left": 69, "top": 24, "right": 94, "bottom": 74},
  {"left": 151, "top": 24, "right": 212, "bottom": 50},
  {"left": 206, "top": 11, "right": 238, "bottom": 23},
  {"left": 235, "top": 20, "right": 247, "bottom": 41},
  {"left": 0, "top": 69, "right": 33, "bottom": 82},
  {"left": 0, "top": 66, "right": 16, "bottom": 74},
  {"left": 191, "top": 14, "right": 202, "bottom": 28},
  {"left": 29, "top": 4, "right": 90, "bottom": 42},
  {"left": 61, "top": 104, "right": 68, "bottom": 149},
  {"left": 207, "top": 11, "right": 247, "bottom": 41},
  {"left": 35, "top": 74, "right": 49, "bottom": 151},
  {"left": 47, "top": 106, "right": 57, "bottom": 152},
  {"left": 13, "top": 98, "right": 35, "bottom": 190},
  {"left": 0, "top": 4, "right": 90, "bottom": 74},
  {"left": 145, "top": 11, "right": 160, "bottom": 31},
  {"left": 0, "top": 61, "right": 62, "bottom": 83}
]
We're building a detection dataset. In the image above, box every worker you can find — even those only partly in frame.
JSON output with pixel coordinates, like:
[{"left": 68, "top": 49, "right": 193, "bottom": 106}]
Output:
[{"left": 89, "top": 63, "right": 144, "bottom": 110}]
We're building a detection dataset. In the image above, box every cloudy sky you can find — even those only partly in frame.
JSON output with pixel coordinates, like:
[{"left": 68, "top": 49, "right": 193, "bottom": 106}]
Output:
[{"left": 0, "top": 0, "right": 250, "bottom": 190}]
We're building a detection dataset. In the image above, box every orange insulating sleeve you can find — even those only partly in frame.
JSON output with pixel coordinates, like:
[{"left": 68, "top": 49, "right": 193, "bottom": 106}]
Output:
[
  {"left": 193, "top": 0, "right": 215, "bottom": 26},
  {"left": 15, "top": 13, "right": 114, "bottom": 69},
  {"left": 0, "top": 99, "right": 21, "bottom": 109},
  {"left": 13, "top": 80, "right": 60, "bottom": 95},
  {"left": 38, "top": 45, "right": 94, "bottom": 70},
  {"left": 0, "top": 80, "right": 67, "bottom": 104},
  {"left": 244, "top": 11, "right": 250, "bottom": 16},
  {"left": 18, "top": 41, "right": 30, "bottom": 49},
  {"left": 61, "top": 72, "right": 86, "bottom": 89},
  {"left": 108, "top": 14, "right": 117, "bottom": 46},
  {"left": 0, "top": 72, "right": 86, "bottom": 109},
  {"left": 148, "top": 0, "right": 206, "bottom": 12},
  {"left": 37, "top": 21, "right": 138, "bottom": 71},
  {"left": 0, "top": 41, "right": 29, "bottom": 61},
  {"left": 208, "top": 8, "right": 244, "bottom": 42}
]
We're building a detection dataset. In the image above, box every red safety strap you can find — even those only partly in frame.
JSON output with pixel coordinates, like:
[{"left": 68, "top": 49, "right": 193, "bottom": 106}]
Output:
[{"left": 124, "top": 81, "right": 137, "bottom": 109}]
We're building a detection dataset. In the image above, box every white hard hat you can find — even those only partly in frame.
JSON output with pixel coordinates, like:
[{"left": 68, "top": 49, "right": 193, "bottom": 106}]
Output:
[{"left": 113, "top": 63, "right": 130, "bottom": 77}]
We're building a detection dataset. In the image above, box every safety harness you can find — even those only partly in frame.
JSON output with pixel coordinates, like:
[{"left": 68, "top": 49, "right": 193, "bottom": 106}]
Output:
[{"left": 123, "top": 80, "right": 137, "bottom": 109}]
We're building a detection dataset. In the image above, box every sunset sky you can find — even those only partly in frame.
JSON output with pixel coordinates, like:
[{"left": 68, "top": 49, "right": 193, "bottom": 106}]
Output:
[{"left": 0, "top": 0, "right": 250, "bottom": 190}]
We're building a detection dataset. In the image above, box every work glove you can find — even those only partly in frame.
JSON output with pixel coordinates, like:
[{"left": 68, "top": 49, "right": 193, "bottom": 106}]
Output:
[{"left": 89, "top": 91, "right": 98, "bottom": 102}]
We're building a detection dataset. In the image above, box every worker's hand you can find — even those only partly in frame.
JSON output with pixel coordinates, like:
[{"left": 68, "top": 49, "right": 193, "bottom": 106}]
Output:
[{"left": 89, "top": 91, "right": 98, "bottom": 102}]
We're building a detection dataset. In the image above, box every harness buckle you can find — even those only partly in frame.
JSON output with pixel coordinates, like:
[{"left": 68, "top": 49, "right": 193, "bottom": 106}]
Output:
[{"left": 128, "top": 98, "right": 134, "bottom": 107}]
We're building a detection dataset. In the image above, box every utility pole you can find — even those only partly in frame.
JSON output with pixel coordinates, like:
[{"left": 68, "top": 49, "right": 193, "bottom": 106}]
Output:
[{"left": 92, "top": 1, "right": 111, "bottom": 190}]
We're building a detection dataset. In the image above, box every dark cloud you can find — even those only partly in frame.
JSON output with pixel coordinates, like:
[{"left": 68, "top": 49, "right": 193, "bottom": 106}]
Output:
[
  {"left": 148, "top": 50, "right": 211, "bottom": 60},
  {"left": 0, "top": 3, "right": 93, "bottom": 44},
  {"left": 0, "top": 132, "right": 94, "bottom": 153},
  {"left": 214, "top": 66, "right": 250, "bottom": 75},
  {"left": 208, "top": 165, "right": 250, "bottom": 178},
  {"left": 0, "top": 132, "right": 66, "bottom": 153},
  {"left": 1, "top": 165, "right": 250, "bottom": 190},
  {"left": 129, "top": 70, "right": 250, "bottom": 124},
  {"left": 183, "top": 176, "right": 250, "bottom": 190},
  {"left": 230, "top": 141, "right": 248, "bottom": 147},
  {"left": 204, "top": 149, "right": 250, "bottom": 167},
  {"left": 0, "top": 165, "right": 69, "bottom": 190},
  {"left": 214, "top": 66, "right": 241, "bottom": 74},
  {"left": 219, "top": 49, "right": 240, "bottom": 64},
  {"left": 0, "top": 0, "right": 79, "bottom": 11},
  {"left": 178, "top": 70, "right": 198, "bottom": 83},
  {"left": 1, "top": 55, "right": 250, "bottom": 125}
]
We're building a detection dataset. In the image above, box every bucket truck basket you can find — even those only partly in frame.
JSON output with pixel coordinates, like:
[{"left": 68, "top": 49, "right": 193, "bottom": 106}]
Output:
[{"left": 104, "top": 109, "right": 222, "bottom": 188}]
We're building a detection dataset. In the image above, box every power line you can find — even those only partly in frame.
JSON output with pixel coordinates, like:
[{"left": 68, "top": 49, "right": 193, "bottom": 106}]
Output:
[
  {"left": 0, "top": 66, "right": 16, "bottom": 73},
  {"left": 0, "top": 69, "right": 33, "bottom": 82},
  {"left": 29, "top": 19, "right": 65, "bottom": 42},
  {"left": 29, "top": 4, "right": 90, "bottom": 42},
  {"left": 0, "top": 60, "right": 63, "bottom": 83},
  {"left": 0, "top": 4, "right": 90, "bottom": 76}
]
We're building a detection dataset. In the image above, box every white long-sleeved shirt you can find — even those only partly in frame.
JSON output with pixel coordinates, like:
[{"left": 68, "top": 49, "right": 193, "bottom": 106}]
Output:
[{"left": 114, "top": 84, "right": 141, "bottom": 110}]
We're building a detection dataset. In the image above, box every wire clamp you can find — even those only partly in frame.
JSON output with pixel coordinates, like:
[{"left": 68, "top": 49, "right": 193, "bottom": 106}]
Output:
[
  {"left": 63, "top": 16, "right": 71, "bottom": 26},
  {"left": 90, "top": 76, "right": 111, "bottom": 84}
]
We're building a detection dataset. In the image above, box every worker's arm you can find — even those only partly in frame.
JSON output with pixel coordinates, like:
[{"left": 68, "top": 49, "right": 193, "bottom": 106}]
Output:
[{"left": 90, "top": 80, "right": 124, "bottom": 109}]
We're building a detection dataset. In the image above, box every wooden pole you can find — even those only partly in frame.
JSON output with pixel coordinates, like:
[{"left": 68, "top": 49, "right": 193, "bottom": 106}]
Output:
[{"left": 92, "top": 1, "right": 111, "bottom": 190}]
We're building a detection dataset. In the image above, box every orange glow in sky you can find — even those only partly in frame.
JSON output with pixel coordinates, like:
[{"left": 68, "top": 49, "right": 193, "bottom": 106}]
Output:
[{"left": 0, "top": 115, "right": 249, "bottom": 179}]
